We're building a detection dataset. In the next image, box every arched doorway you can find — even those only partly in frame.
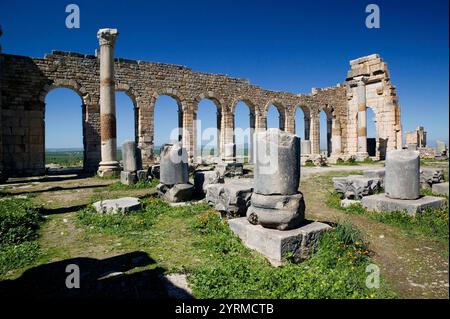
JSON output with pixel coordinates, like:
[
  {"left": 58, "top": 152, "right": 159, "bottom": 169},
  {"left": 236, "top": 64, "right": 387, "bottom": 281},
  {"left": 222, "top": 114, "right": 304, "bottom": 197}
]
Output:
[
  {"left": 115, "top": 91, "right": 137, "bottom": 162},
  {"left": 196, "top": 99, "right": 221, "bottom": 163},
  {"left": 153, "top": 95, "right": 182, "bottom": 159},
  {"left": 44, "top": 88, "right": 85, "bottom": 171},
  {"left": 233, "top": 101, "right": 254, "bottom": 163}
]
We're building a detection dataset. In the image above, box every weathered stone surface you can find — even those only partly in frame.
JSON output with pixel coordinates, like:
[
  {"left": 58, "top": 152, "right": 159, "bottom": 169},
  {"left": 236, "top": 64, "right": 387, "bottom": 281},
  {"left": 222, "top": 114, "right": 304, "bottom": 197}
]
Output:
[
  {"left": 2, "top": 50, "right": 402, "bottom": 177},
  {"left": 216, "top": 162, "right": 243, "bottom": 178},
  {"left": 253, "top": 129, "right": 300, "bottom": 195},
  {"left": 250, "top": 192, "right": 304, "bottom": 211},
  {"left": 194, "top": 170, "right": 223, "bottom": 194},
  {"left": 122, "top": 140, "right": 138, "bottom": 172},
  {"left": 93, "top": 197, "right": 142, "bottom": 214},
  {"left": 136, "top": 169, "right": 149, "bottom": 181},
  {"left": 332, "top": 175, "right": 380, "bottom": 199},
  {"left": 160, "top": 144, "right": 189, "bottom": 185},
  {"left": 120, "top": 171, "right": 137, "bottom": 185},
  {"left": 301, "top": 140, "right": 311, "bottom": 155},
  {"left": 420, "top": 168, "right": 445, "bottom": 188},
  {"left": 164, "top": 183, "right": 194, "bottom": 203},
  {"left": 436, "top": 140, "right": 447, "bottom": 156},
  {"left": 361, "top": 194, "right": 446, "bottom": 215},
  {"left": 385, "top": 150, "right": 420, "bottom": 200},
  {"left": 228, "top": 218, "right": 331, "bottom": 265},
  {"left": 223, "top": 143, "right": 236, "bottom": 161},
  {"left": 207, "top": 179, "right": 253, "bottom": 217},
  {"left": 363, "top": 168, "right": 385, "bottom": 179},
  {"left": 205, "top": 183, "right": 223, "bottom": 205},
  {"left": 432, "top": 182, "right": 449, "bottom": 196}
]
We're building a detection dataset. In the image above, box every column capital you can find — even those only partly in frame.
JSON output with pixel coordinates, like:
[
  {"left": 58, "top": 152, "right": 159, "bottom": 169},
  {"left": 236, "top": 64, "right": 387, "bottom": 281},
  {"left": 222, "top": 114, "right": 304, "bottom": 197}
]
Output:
[{"left": 97, "top": 28, "right": 119, "bottom": 47}]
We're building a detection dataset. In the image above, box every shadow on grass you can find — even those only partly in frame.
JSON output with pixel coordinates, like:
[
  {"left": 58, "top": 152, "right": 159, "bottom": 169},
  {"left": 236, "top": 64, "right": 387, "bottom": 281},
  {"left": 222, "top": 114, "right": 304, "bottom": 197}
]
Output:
[{"left": 0, "top": 251, "right": 192, "bottom": 299}]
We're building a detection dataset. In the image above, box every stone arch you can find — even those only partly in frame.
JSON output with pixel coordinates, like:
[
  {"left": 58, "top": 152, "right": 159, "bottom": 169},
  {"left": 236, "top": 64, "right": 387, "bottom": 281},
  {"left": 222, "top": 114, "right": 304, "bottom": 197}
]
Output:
[
  {"left": 39, "top": 79, "right": 91, "bottom": 106},
  {"left": 263, "top": 99, "right": 287, "bottom": 130},
  {"left": 293, "top": 104, "right": 312, "bottom": 140},
  {"left": 231, "top": 97, "right": 257, "bottom": 163},
  {"left": 230, "top": 97, "right": 257, "bottom": 114},
  {"left": 115, "top": 82, "right": 139, "bottom": 108},
  {"left": 193, "top": 91, "right": 225, "bottom": 113},
  {"left": 40, "top": 83, "right": 90, "bottom": 171},
  {"left": 150, "top": 88, "right": 186, "bottom": 110},
  {"left": 193, "top": 92, "right": 225, "bottom": 162}
]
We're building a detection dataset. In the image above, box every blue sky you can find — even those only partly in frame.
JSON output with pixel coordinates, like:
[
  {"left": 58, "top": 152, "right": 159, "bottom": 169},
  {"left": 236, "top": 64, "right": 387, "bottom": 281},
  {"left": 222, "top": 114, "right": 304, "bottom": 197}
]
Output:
[{"left": 1, "top": 0, "right": 448, "bottom": 149}]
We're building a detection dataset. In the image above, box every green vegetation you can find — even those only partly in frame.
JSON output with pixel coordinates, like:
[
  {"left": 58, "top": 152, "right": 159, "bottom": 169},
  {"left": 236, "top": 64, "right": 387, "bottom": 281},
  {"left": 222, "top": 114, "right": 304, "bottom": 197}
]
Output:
[
  {"left": 45, "top": 151, "right": 83, "bottom": 167},
  {"left": 304, "top": 159, "right": 315, "bottom": 167},
  {"left": 189, "top": 214, "right": 393, "bottom": 298},
  {"left": 326, "top": 191, "right": 449, "bottom": 244},
  {"left": 76, "top": 197, "right": 393, "bottom": 298},
  {"left": 107, "top": 179, "right": 160, "bottom": 191},
  {"left": 0, "top": 198, "right": 43, "bottom": 276}
]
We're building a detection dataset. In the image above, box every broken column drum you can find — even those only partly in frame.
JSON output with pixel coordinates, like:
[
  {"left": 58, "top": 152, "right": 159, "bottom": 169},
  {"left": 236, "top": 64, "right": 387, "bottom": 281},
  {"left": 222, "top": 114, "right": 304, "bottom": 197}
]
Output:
[
  {"left": 160, "top": 143, "right": 189, "bottom": 185},
  {"left": 384, "top": 149, "right": 420, "bottom": 200},
  {"left": 158, "top": 143, "right": 193, "bottom": 202},
  {"left": 247, "top": 129, "right": 305, "bottom": 230}
]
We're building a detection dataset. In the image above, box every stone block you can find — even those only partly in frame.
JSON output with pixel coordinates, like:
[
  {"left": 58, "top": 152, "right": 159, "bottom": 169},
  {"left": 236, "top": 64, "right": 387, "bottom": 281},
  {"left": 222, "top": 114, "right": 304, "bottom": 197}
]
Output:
[
  {"left": 361, "top": 194, "right": 446, "bottom": 215},
  {"left": 136, "top": 169, "right": 149, "bottom": 181},
  {"left": 216, "top": 162, "right": 243, "bottom": 178},
  {"left": 432, "top": 182, "right": 449, "bottom": 196},
  {"left": 218, "top": 180, "right": 253, "bottom": 217},
  {"left": 228, "top": 218, "right": 331, "bottom": 266},
  {"left": 253, "top": 129, "right": 300, "bottom": 195},
  {"left": 363, "top": 168, "right": 385, "bottom": 179},
  {"left": 420, "top": 168, "right": 445, "bottom": 188},
  {"left": 120, "top": 171, "right": 137, "bottom": 185},
  {"left": 93, "top": 197, "right": 142, "bottom": 214},
  {"left": 161, "top": 183, "right": 194, "bottom": 203},
  {"left": 205, "top": 183, "right": 224, "bottom": 205},
  {"left": 160, "top": 144, "right": 189, "bottom": 185},
  {"left": 385, "top": 150, "right": 420, "bottom": 200},
  {"left": 332, "top": 175, "right": 381, "bottom": 199},
  {"left": 194, "top": 170, "right": 223, "bottom": 194},
  {"left": 122, "top": 140, "right": 138, "bottom": 172}
]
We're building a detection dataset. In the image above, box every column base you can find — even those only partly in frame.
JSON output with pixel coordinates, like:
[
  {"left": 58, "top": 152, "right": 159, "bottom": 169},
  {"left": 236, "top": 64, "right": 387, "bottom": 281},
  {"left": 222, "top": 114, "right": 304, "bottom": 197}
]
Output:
[{"left": 97, "top": 161, "right": 121, "bottom": 177}]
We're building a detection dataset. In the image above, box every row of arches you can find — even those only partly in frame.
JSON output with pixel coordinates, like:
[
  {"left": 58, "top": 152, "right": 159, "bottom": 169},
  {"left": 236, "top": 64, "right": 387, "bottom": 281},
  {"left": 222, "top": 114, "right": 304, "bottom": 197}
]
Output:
[{"left": 44, "top": 88, "right": 377, "bottom": 169}]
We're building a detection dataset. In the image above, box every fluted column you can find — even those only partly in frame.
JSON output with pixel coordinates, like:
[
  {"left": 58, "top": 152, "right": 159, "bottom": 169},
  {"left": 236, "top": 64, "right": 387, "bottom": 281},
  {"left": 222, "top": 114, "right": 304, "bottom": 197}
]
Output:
[
  {"left": 355, "top": 76, "right": 368, "bottom": 157},
  {"left": 97, "top": 28, "right": 120, "bottom": 177}
]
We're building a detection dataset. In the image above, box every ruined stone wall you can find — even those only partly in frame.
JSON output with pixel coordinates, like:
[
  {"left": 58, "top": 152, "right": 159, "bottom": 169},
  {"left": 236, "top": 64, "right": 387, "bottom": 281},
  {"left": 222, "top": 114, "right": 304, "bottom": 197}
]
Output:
[
  {"left": 0, "top": 50, "right": 401, "bottom": 176},
  {"left": 345, "top": 54, "right": 402, "bottom": 159}
]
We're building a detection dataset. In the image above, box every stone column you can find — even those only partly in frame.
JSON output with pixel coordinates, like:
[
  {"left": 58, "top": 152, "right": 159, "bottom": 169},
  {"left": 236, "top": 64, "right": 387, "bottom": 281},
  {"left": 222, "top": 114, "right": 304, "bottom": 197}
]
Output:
[
  {"left": 331, "top": 117, "right": 342, "bottom": 155},
  {"left": 310, "top": 113, "right": 320, "bottom": 154},
  {"left": 248, "top": 112, "right": 255, "bottom": 163},
  {"left": 97, "top": 28, "right": 120, "bottom": 177},
  {"left": 182, "top": 103, "right": 194, "bottom": 163},
  {"left": 304, "top": 116, "right": 311, "bottom": 140},
  {"left": 355, "top": 76, "right": 368, "bottom": 158}
]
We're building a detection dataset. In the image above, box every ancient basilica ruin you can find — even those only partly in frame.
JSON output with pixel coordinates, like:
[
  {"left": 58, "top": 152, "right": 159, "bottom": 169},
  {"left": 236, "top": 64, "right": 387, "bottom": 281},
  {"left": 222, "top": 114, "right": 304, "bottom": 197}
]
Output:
[{"left": 0, "top": 28, "right": 402, "bottom": 178}]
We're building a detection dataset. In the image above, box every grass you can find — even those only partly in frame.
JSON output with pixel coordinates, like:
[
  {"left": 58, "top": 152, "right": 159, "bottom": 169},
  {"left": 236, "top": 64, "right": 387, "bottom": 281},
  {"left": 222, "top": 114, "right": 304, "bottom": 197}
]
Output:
[
  {"left": 107, "top": 179, "right": 160, "bottom": 191},
  {"left": 75, "top": 197, "right": 393, "bottom": 298},
  {"left": 0, "top": 198, "right": 44, "bottom": 276},
  {"left": 326, "top": 191, "right": 449, "bottom": 244}
]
